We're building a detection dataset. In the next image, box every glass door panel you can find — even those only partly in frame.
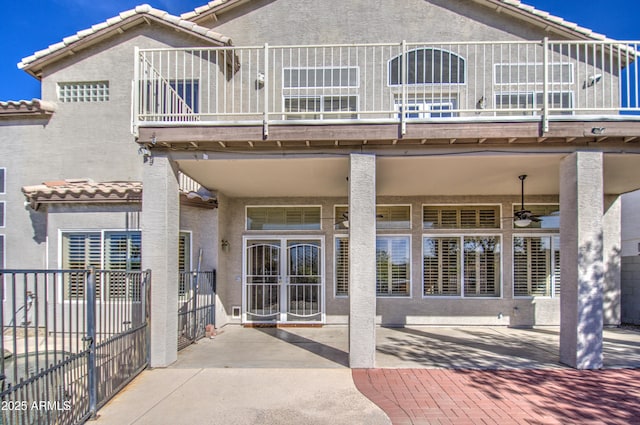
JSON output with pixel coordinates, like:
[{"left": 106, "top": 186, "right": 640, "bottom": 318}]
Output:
[
  {"left": 245, "top": 240, "right": 280, "bottom": 322},
  {"left": 286, "top": 240, "right": 322, "bottom": 322}
]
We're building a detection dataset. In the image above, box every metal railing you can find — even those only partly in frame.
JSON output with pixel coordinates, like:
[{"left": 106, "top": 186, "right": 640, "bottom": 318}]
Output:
[
  {"left": 134, "top": 39, "right": 640, "bottom": 135},
  {"left": 178, "top": 271, "right": 216, "bottom": 351},
  {"left": 0, "top": 268, "right": 150, "bottom": 425}
]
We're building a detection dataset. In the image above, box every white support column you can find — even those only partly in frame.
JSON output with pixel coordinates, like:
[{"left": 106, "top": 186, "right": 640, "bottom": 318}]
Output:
[
  {"left": 559, "top": 151, "right": 604, "bottom": 369},
  {"left": 142, "top": 153, "right": 180, "bottom": 367},
  {"left": 603, "top": 195, "right": 621, "bottom": 326},
  {"left": 348, "top": 153, "right": 377, "bottom": 369}
]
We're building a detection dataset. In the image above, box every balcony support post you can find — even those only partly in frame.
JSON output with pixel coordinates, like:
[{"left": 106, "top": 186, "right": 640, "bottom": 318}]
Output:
[
  {"left": 263, "top": 43, "right": 269, "bottom": 139},
  {"left": 132, "top": 46, "right": 140, "bottom": 138},
  {"left": 542, "top": 37, "right": 550, "bottom": 134},
  {"left": 401, "top": 40, "right": 408, "bottom": 136}
]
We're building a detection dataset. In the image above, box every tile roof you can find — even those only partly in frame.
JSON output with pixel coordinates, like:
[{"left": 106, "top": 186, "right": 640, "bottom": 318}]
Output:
[
  {"left": 22, "top": 179, "right": 143, "bottom": 207},
  {"left": 18, "top": 4, "right": 233, "bottom": 75},
  {"left": 477, "top": 0, "right": 610, "bottom": 41},
  {"left": 0, "top": 99, "right": 56, "bottom": 117},
  {"left": 183, "top": 0, "right": 617, "bottom": 42},
  {"left": 21, "top": 178, "right": 218, "bottom": 209}
]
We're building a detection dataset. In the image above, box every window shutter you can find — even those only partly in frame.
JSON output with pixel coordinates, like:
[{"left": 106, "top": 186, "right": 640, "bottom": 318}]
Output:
[
  {"left": 463, "top": 236, "right": 500, "bottom": 297},
  {"left": 423, "top": 237, "right": 460, "bottom": 296},
  {"left": 335, "top": 237, "right": 349, "bottom": 296},
  {"left": 63, "top": 233, "right": 101, "bottom": 299}
]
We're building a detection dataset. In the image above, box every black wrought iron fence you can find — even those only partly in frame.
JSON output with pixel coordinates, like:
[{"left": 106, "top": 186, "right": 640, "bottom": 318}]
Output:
[
  {"left": 0, "top": 268, "right": 151, "bottom": 425},
  {"left": 178, "top": 271, "right": 216, "bottom": 351}
]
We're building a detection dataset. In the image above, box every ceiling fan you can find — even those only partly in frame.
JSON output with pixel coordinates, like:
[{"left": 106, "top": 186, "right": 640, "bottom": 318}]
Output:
[{"left": 513, "top": 174, "right": 541, "bottom": 227}]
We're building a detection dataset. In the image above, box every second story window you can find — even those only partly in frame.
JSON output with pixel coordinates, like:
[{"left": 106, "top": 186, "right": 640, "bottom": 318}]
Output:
[
  {"left": 283, "top": 67, "right": 359, "bottom": 120},
  {"left": 389, "top": 48, "right": 466, "bottom": 86},
  {"left": 58, "top": 81, "right": 109, "bottom": 102}
]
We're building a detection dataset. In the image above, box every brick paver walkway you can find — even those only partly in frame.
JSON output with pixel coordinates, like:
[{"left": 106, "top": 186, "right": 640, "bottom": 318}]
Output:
[{"left": 353, "top": 368, "right": 640, "bottom": 425}]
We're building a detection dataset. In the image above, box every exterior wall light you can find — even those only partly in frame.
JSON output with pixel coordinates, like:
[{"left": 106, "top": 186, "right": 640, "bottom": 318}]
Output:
[{"left": 221, "top": 239, "right": 230, "bottom": 252}]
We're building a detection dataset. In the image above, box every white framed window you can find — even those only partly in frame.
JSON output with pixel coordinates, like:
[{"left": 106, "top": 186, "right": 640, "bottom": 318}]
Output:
[
  {"left": 0, "top": 234, "right": 4, "bottom": 269},
  {"left": 144, "top": 79, "right": 199, "bottom": 115},
  {"left": 494, "top": 63, "right": 574, "bottom": 85},
  {"left": 0, "top": 201, "right": 4, "bottom": 228},
  {"left": 423, "top": 205, "right": 501, "bottom": 230},
  {"left": 334, "top": 235, "right": 411, "bottom": 297},
  {"left": 335, "top": 236, "right": 349, "bottom": 297},
  {"left": 57, "top": 81, "right": 109, "bottom": 102},
  {"left": 494, "top": 91, "right": 574, "bottom": 115},
  {"left": 0, "top": 168, "right": 5, "bottom": 194},
  {"left": 61, "top": 231, "right": 141, "bottom": 300},
  {"left": 335, "top": 205, "right": 411, "bottom": 231},
  {"left": 422, "top": 235, "right": 501, "bottom": 298},
  {"left": 246, "top": 206, "right": 322, "bottom": 231},
  {"left": 394, "top": 98, "right": 456, "bottom": 119},
  {"left": 283, "top": 67, "right": 359, "bottom": 88},
  {"left": 376, "top": 236, "right": 411, "bottom": 297},
  {"left": 513, "top": 235, "right": 560, "bottom": 297},
  {"left": 389, "top": 48, "right": 466, "bottom": 86},
  {"left": 284, "top": 95, "right": 358, "bottom": 120},
  {"left": 178, "top": 232, "right": 192, "bottom": 297}
]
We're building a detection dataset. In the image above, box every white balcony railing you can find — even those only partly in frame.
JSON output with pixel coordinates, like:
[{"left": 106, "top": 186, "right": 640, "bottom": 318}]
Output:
[{"left": 133, "top": 39, "right": 640, "bottom": 135}]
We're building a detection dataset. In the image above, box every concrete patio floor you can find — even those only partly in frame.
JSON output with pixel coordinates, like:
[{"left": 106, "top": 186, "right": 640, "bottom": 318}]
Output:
[
  {"left": 172, "top": 325, "right": 640, "bottom": 369},
  {"left": 93, "top": 326, "right": 640, "bottom": 425}
]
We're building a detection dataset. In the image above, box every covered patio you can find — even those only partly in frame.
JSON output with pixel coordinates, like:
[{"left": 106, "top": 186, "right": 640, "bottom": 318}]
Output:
[{"left": 172, "top": 325, "right": 640, "bottom": 370}]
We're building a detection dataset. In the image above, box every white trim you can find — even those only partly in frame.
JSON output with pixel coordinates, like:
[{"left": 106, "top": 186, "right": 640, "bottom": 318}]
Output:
[
  {"left": 512, "top": 233, "right": 561, "bottom": 299},
  {"left": 0, "top": 167, "right": 5, "bottom": 194},
  {"left": 387, "top": 47, "right": 467, "bottom": 87},
  {"left": 242, "top": 235, "right": 326, "bottom": 324},
  {"left": 375, "top": 234, "right": 412, "bottom": 298},
  {"left": 493, "top": 90, "right": 575, "bottom": 115},
  {"left": 57, "top": 229, "right": 142, "bottom": 303},
  {"left": 422, "top": 203, "right": 504, "bottom": 231},
  {"left": 0, "top": 201, "right": 5, "bottom": 228},
  {"left": 493, "top": 62, "right": 575, "bottom": 86},
  {"left": 421, "top": 233, "right": 503, "bottom": 299},
  {"left": 282, "top": 66, "right": 360, "bottom": 89},
  {"left": 281, "top": 94, "right": 360, "bottom": 120},
  {"left": 509, "top": 202, "right": 560, "bottom": 230},
  {"left": 333, "top": 234, "right": 349, "bottom": 298},
  {"left": 245, "top": 204, "right": 323, "bottom": 231}
]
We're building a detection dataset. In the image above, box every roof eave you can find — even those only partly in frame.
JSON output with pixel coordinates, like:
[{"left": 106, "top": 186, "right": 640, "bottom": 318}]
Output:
[{"left": 19, "top": 12, "right": 233, "bottom": 80}]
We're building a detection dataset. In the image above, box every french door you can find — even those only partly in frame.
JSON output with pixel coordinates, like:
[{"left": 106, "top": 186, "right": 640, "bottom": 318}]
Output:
[{"left": 243, "top": 237, "right": 324, "bottom": 324}]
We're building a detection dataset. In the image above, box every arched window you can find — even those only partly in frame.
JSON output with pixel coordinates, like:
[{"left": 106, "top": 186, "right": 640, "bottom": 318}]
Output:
[{"left": 388, "top": 48, "right": 466, "bottom": 86}]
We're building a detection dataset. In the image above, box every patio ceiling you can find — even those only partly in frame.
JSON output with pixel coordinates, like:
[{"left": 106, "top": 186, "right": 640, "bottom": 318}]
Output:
[{"left": 175, "top": 152, "right": 640, "bottom": 197}]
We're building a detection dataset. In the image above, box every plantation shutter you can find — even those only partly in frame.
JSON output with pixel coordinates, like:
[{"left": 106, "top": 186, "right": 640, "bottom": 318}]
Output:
[
  {"left": 104, "top": 232, "right": 141, "bottom": 300},
  {"left": 62, "top": 233, "right": 101, "bottom": 299},
  {"left": 178, "top": 233, "right": 191, "bottom": 297},
  {"left": 335, "top": 237, "right": 349, "bottom": 296},
  {"left": 463, "top": 236, "right": 500, "bottom": 297},
  {"left": 423, "top": 237, "right": 460, "bottom": 296},
  {"left": 376, "top": 237, "right": 409, "bottom": 296}
]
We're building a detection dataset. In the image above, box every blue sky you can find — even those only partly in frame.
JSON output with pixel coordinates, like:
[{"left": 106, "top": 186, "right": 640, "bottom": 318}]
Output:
[{"left": 1, "top": 0, "right": 639, "bottom": 101}]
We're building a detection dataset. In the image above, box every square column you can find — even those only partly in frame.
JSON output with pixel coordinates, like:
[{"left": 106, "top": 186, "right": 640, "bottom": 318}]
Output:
[
  {"left": 142, "top": 153, "right": 180, "bottom": 367},
  {"left": 559, "top": 151, "right": 604, "bottom": 369},
  {"left": 348, "top": 153, "right": 377, "bottom": 368},
  {"left": 603, "top": 196, "right": 621, "bottom": 326}
]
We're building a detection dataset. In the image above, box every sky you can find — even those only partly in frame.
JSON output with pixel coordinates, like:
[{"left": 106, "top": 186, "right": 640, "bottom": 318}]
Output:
[{"left": 0, "top": 0, "right": 639, "bottom": 101}]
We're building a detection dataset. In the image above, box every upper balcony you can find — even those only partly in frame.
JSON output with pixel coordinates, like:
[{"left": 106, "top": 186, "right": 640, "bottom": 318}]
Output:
[{"left": 132, "top": 39, "right": 640, "bottom": 146}]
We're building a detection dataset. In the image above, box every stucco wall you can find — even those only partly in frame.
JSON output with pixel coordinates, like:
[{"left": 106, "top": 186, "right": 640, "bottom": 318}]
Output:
[
  {"left": 216, "top": 194, "right": 565, "bottom": 327},
  {"left": 1, "top": 23, "right": 222, "bottom": 270}
]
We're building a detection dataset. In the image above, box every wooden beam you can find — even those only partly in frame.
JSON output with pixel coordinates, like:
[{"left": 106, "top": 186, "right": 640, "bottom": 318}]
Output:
[
  {"left": 565, "top": 137, "right": 576, "bottom": 143},
  {"left": 247, "top": 141, "right": 254, "bottom": 148},
  {"left": 189, "top": 141, "right": 199, "bottom": 148},
  {"left": 624, "top": 136, "right": 638, "bottom": 143},
  {"left": 449, "top": 138, "right": 456, "bottom": 144},
  {"left": 537, "top": 137, "right": 547, "bottom": 143},
  {"left": 478, "top": 138, "right": 487, "bottom": 144},
  {"left": 218, "top": 141, "right": 226, "bottom": 148}
]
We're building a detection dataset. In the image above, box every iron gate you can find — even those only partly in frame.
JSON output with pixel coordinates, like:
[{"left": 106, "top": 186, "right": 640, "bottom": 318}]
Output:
[
  {"left": 0, "top": 268, "right": 151, "bottom": 425},
  {"left": 178, "top": 270, "right": 216, "bottom": 351}
]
